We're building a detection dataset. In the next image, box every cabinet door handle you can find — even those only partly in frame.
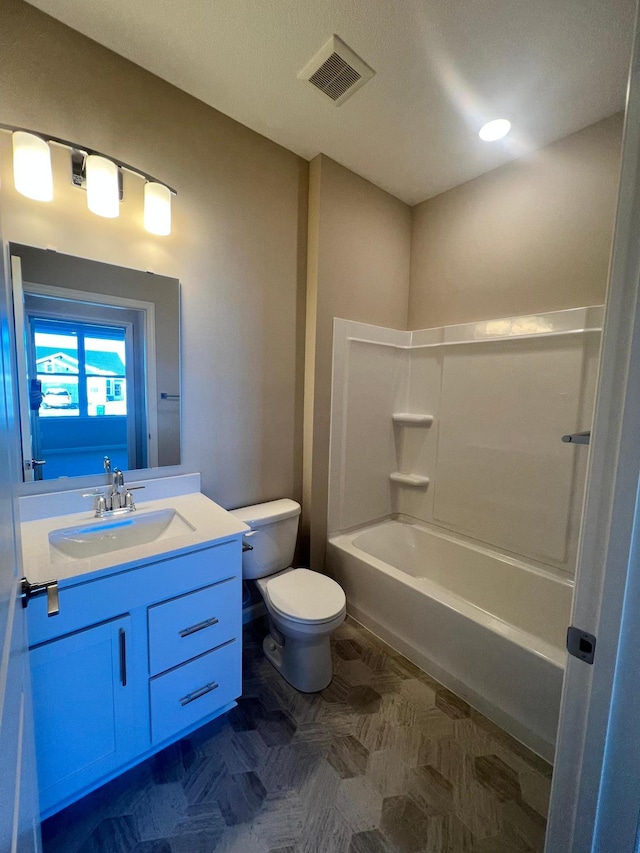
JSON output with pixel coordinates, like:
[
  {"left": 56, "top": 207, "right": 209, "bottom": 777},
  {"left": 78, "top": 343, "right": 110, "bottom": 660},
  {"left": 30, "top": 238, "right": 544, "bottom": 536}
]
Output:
[
  {"left": 179, "top": 616, "right": 219, "bottom": 638},
  {"left": 179, "top": 681, "right": 218, "bottom": 707},
  {"left": 119, "top": 628, "right": 127, "bottom": 687}
]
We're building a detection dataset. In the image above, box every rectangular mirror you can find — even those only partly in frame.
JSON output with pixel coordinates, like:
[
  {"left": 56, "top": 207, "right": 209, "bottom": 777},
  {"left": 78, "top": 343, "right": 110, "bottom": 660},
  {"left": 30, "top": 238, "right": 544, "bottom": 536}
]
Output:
[{"left": 10, "top": 244, "right": 180, "bottom": 482}]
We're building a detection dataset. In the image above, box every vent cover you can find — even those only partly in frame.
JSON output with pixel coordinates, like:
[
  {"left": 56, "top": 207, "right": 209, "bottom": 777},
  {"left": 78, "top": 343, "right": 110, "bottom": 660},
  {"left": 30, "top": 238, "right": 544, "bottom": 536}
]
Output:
[{"left": 298, "top": 35, "right": 375, "bottom": 106}]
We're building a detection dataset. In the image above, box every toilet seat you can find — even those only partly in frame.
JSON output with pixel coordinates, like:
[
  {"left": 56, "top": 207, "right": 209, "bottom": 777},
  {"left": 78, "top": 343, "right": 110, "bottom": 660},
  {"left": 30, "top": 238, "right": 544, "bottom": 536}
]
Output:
[{"left": 263, "top": 569, "right": 346, "bottom": 624}]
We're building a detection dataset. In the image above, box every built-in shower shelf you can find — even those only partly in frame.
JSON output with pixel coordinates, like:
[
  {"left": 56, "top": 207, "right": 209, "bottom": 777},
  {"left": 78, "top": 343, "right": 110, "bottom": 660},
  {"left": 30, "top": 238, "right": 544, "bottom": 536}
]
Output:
[
  {"left": 392, "top": 413, "right": 434, "bottom": 426},
  {"left": 389, "top": 472, "right": 430, "bottom": 487}
]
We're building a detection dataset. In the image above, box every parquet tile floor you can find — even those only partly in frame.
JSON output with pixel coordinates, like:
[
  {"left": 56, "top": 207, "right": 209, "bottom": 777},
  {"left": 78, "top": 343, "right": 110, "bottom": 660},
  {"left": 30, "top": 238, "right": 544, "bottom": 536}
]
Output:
[{"left": 42, "top": 617, "right": 551, "bottom": 853}]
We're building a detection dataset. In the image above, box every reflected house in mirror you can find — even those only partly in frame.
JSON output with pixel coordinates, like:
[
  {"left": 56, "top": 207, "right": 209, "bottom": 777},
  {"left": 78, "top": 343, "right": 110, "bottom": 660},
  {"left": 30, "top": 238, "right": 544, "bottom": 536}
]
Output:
[
  {"left": 10, "top": 244, "right": 181, "bottom": 482},
  {"left": 36, "top": 332, "right": 127, "bottom": 416}
]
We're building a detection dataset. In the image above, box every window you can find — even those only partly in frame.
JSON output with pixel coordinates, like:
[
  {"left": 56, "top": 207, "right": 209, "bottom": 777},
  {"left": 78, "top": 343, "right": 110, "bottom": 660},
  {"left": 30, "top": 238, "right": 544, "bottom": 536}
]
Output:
[{"left": 31, "top": 319, "right": 128, "bottom": 419}]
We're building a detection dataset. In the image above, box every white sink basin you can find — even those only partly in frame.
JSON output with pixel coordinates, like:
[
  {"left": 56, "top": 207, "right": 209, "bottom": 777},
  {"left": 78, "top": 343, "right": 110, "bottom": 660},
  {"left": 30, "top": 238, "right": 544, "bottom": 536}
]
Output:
[{"left": 48, "top": 508, "right": 195, "bottom": 561}]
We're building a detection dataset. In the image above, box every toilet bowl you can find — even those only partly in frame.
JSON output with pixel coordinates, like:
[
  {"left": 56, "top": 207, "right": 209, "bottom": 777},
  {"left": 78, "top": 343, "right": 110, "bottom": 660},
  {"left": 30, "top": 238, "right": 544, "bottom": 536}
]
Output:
[
  {"left": 230, "top": 500, "right": 346, "bottom": 692},
  {"left": 257, "top": 568, "right": 346, "bottom": 692}
]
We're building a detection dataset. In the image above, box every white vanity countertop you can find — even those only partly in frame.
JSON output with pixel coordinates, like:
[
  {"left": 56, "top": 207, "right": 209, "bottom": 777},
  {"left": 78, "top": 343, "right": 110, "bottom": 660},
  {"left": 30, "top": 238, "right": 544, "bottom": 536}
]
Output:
[{"left": 21, "top": 492, "right": 249, "bottom": 585}]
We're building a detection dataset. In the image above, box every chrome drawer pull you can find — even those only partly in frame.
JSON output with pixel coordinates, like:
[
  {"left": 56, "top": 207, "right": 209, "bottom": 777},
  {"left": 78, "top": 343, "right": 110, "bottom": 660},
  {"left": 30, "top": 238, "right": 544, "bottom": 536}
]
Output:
[
  {"left": 180, "top": 681, "right": 219, "bottom": 706},
  {"left": 179, "top": 616, "right": 219, "bottom": 638}
]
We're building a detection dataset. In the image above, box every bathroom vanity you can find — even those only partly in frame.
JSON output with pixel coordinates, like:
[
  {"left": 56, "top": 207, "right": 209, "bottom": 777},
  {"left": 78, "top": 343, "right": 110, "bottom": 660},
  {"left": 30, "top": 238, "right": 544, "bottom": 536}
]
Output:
[{"left": 20, "top": 477, "right": 248, "bottom": 819}]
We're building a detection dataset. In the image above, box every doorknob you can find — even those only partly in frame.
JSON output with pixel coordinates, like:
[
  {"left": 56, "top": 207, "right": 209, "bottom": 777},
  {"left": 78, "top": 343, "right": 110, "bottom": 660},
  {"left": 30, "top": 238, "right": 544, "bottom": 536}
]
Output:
[
  {"left": 561, "top": 432, "right": 591, "bottom": 445},
  {"left": 21, "top": 577, "right": 59, "bottom": 616},
  {"left": 24, "top": 458, "right": 47, "bottom": 470}
]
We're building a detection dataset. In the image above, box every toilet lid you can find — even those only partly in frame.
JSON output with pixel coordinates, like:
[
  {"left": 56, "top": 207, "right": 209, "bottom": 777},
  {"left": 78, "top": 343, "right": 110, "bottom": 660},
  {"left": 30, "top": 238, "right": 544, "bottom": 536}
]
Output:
[{"left": 266, "top": 569, "right": 346, "bottom": 624}]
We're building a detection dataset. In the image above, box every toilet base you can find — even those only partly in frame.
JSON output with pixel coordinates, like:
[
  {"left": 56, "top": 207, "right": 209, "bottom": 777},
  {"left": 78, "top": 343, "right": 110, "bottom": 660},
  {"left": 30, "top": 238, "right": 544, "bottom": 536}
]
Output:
[{"left": 262, "top": 629, "right": 333, "bottom": 693}]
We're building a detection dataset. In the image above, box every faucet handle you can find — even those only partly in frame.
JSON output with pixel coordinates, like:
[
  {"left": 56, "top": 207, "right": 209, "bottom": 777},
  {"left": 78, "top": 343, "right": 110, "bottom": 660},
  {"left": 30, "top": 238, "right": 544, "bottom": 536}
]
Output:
[
  {"left": 122, "top": 486, "right": 145, "bottom": 509},
  {"left": 82, "top": 491, "right": 106, "bottom": 515}
]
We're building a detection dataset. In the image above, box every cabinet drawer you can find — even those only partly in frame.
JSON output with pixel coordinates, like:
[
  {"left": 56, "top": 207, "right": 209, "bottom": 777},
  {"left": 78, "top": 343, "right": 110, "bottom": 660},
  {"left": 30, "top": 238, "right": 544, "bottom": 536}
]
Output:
[
  {"left": 148, "top": 577, "right": 240, "bottom": 675},
  {"left": 150, "top": 640, "right": 241, "bottom": 744}
]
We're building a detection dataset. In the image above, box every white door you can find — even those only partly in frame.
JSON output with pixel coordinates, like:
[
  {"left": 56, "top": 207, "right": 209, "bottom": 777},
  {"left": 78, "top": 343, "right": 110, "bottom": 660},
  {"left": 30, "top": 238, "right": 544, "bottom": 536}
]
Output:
[
  {"left": 545, "top": 7, "right": 640, "bottom": 852},
  {"left": 0, "top": 241, "right": 41, "bottom": 851}
]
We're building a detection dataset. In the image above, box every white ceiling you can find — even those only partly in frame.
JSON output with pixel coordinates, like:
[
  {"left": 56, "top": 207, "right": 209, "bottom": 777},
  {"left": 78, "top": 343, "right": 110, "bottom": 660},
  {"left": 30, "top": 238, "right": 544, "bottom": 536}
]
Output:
[{"left": 27, "top": 0, "right": 635, "bottom": 205}]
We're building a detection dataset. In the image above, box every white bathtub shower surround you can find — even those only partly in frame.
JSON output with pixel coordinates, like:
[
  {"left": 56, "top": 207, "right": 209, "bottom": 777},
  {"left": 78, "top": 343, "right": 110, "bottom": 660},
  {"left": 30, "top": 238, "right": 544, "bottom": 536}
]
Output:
[
  {"left": 329, "top": 308, "right": 602, "bottom": 574},
  {"left": 329, "top": 321, "right": 408, "bottom": 534},
  {"left": 328, "top": 518, "right": 573, "bottom": 760},
  {"left": 327, "top": 308, "right": 602, "bottom": 759}
]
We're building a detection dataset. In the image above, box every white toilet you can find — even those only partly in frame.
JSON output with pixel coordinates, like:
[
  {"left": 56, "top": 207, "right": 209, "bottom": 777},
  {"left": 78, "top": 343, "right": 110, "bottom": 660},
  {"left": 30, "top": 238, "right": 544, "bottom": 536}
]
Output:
[{"left": 230, "top": 499, "right": 346, "bottom": 693}]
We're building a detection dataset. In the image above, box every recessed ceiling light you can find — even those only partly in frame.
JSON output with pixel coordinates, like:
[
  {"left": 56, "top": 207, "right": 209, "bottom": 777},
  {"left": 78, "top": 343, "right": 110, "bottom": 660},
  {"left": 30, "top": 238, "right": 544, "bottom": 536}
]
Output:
[{"left": 479, "top": 119, "right": 512, "bottom": 141}]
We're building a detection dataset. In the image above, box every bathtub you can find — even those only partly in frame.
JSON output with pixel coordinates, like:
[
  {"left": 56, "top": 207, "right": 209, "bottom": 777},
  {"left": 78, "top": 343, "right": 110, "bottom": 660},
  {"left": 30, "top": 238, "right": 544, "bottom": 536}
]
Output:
[{"left": 327, "top": 518, "right": 574, "bottom": 761}]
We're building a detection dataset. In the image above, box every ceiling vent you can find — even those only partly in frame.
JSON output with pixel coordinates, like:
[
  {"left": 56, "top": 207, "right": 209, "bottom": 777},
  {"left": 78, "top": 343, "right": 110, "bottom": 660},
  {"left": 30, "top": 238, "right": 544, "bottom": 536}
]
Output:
[{"left": 298, "top": 35, "right": 375, "bottom": 106}]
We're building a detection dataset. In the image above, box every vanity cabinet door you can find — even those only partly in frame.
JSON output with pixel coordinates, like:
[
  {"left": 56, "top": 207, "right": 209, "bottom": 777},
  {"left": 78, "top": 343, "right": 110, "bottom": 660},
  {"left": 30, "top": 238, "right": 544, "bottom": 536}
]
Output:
[{"left": 30, "top": 615, "right": 136, "bottom": 816}]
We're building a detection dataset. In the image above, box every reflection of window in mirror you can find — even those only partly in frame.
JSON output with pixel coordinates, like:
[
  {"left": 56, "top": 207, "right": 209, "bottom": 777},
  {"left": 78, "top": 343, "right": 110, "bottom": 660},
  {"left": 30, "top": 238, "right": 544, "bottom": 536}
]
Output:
[
  {"left": 10, "top": 244, "right": 181, "bottom": 484},
  {"left": 33, "top": 321, "right": 128, "bottom": 417},
  {"left": 25, "top": 302, "right": 145, "bottom": 480}
]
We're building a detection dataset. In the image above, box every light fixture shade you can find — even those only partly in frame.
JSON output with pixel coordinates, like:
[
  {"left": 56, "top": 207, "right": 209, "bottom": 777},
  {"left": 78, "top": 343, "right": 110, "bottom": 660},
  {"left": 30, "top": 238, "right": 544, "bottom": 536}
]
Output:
[
  {"left": 12, "top": 132, "right": 53, "bottom": 202},
  {"left": 479, "top": 119, "right": 512, "bottom": 141},
  {"left": 144, "top": 182, "right": 172, "bottom": 236},
  {"left": 86, "top": 154, "right": 119, "bottom": 218}
]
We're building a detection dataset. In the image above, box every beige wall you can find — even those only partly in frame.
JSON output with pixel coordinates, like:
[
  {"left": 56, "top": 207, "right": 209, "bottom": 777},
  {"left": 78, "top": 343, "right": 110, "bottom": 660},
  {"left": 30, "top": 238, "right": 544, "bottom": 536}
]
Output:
[
  {"left": 409, "top": 113, "right": 623, "bottom": 329},
  {"left": 304, "top": 155, "right": 411, "bottom": 568},
  {"left": 0, "top": 0, "right": 307, "bottom": 509},
  {"left": 0, "top": 0, "right": 624, "bottom": 560}
]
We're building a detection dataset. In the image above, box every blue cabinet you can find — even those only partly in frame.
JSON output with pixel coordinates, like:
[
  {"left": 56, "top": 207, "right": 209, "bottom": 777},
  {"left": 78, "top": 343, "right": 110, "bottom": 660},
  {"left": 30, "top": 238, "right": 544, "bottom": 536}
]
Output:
[
  {"left": 30, "top": 616, "right": 136, "bottom": 815},
  {"left": 28, "top": 539, "right": 243, "bottom": 819}
]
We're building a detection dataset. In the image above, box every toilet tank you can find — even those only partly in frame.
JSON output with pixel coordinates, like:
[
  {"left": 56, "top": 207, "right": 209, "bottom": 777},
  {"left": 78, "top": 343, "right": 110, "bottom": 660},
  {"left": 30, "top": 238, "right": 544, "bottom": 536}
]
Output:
[{"left": 229, "top": 499, "right": 301, "bottom": 580}]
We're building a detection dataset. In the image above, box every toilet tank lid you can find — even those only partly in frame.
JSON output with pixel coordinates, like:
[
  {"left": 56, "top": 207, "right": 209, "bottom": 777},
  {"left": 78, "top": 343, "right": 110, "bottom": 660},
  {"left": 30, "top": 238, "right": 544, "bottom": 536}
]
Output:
[{"left": 229, "top": 498, "right": 300, "bottom": 528}]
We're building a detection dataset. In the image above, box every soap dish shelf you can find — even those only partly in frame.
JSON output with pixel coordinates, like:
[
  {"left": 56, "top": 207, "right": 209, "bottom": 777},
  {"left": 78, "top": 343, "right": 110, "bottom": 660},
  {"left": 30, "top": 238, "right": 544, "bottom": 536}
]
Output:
[
  {"left": 392, "top": 413, "right": 434, "bottom": 426},
  {"left": 389, "top": 472, "right": 430, "bottom": 487}
]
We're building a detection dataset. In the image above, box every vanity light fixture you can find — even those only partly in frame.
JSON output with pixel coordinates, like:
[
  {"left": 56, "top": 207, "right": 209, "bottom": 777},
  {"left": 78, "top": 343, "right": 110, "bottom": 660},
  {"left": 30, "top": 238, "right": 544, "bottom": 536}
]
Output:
[
  {"left": 479, "top": 118, "right": 512, "bottom": 141},
  {"left": 12, "top": 131, "right": 54, "bottom": 202},
  {"left": 144, "top": 181, "right": 172, "bottom": 236},
  {"left": 1, "top": 123, "right": 176, "bottom": 235}
]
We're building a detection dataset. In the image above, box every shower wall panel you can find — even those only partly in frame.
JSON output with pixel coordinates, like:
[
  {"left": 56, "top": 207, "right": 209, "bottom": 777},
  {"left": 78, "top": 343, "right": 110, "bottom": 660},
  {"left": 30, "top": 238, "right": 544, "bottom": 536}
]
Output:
[
  {"left": 432, "top": 338, "right": 585, "bottom": 565},
  {"left": 329, "top": 319, "right": 407, "bottom": 534},
  {"left": 329, "top": 308, "right": 602, "bottom": 574}
]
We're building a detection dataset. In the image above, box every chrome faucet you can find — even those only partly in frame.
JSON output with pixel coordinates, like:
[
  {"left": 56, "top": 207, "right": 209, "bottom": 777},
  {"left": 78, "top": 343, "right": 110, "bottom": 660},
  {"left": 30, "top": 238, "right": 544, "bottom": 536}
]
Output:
[{"left": 109, "top": 468, "right": 125, "bottom": 510}]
